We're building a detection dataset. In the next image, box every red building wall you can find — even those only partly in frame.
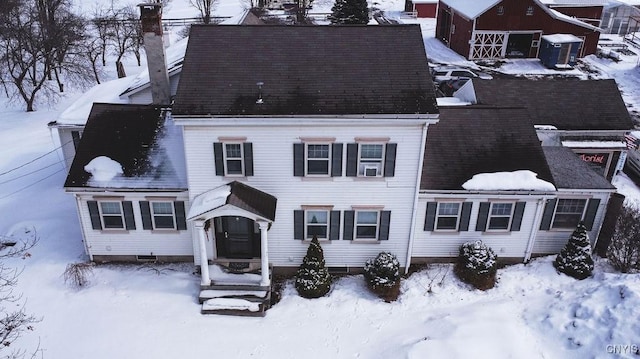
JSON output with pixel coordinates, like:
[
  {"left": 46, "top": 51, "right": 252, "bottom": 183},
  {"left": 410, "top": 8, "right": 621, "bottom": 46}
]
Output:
[
  {"left": 548, "top": 6, "right": 603, "bottom": 26},
  {"left": 415, "top": 3, "right": 438, "bottom": 18},
  {"left": 436, "top": 3, "right": 473, "bottom": 58}
]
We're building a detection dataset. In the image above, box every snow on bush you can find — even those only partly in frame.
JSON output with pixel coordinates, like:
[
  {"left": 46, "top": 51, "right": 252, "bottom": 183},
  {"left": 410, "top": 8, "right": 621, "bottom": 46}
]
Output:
[
  {"left": 554, "top": 222, "right": 594, "bottom": 280},
  {"left": 364, "top": 252, "right": 401, "bottom": 302},
  {"left": 607, "top": 202, "right": 640, "bottom": 273},
  {"left": 455, "top": 240, "right": 498, "bottom": 290},
  {"left": 295, "top": 236, "right": 331, "bottom": 299}
]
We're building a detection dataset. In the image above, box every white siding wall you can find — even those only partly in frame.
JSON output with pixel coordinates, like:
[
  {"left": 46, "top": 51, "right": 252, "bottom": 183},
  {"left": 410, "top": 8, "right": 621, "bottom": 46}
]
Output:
[
  {"left": 75, "top": 192, "right": 192, "bottom": 258},
  {"left": 412, "top": 196, "right": 547, "bottom": 259},
  {"left": 532, "top": 191, "right": 611, "bottom": 254},
  {"left": 182, "top": 121, "right": 427, "bottom": 268},
  {"left": 58, "top": 128, "right": 81, "bottom": 171},
  {"left": 127, "top": 73, "right": 181, "bottom": 105}
]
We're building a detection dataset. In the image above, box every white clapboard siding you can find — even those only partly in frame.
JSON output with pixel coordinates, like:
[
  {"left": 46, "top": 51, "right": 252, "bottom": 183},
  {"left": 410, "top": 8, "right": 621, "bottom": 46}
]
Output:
[
  {"left": 57, "top": 128, "right": 81, "bottom": 171},
  {"left": 76, "top": 192, "right": 193, "bottom": 258},
  {"left": 126, "top": 73, "right": 181, "bottom": 105},
  {"left": 412, "top": 196, "right": 548, "bottom": 259},
  {"left": 182, "top": 120, "right": 427, "bottom": 268},
  {"left": 531, "top": 191, "right": 611, "bottom": 255}
]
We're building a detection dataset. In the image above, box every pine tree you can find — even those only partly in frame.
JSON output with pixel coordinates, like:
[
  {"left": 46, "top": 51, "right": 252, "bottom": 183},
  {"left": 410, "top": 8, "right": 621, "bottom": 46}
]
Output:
[
  {"left": 295, "top": 236, "right": 331, "bottom": 298},
  {"left": 329, "top": 0, "right": 369, "bottom": 25},
  {"left": 554, "top": 222, "right": 594, "bottom": 280}
]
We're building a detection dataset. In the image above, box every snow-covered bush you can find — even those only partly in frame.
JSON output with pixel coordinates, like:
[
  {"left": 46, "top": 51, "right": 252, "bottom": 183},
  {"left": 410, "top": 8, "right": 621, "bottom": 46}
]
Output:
[
  {"left": 364, "top": 252, "right": 401, "bottom": 302},
  {"left": 454, "top": 240, "right": 498, "bottom": 290},
  {"left": 607, "top": 203, "right": 640, "bottom": 273},
  {"left": 295, "top": 236, "right": 331, "bottom": 298},
  {"left": 554, "top": 222, "right": 594, "bottom": 280}
]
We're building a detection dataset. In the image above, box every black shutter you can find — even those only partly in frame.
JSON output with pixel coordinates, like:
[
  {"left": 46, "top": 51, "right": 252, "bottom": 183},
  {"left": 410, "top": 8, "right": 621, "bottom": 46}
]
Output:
[
  {"left": 510, "top": 202, "right": 526, "bottom": 231},
  {"left": 583, "top": 198, "right": 601, "bottom": 231},
  {"left": 293, "top": 143, "right": 304, "bottom": 177},
  {"left": 476, "top": 202, "right": 490, "bottom": 231},
  {"left": 343, "top": 210, "right": 354, "bottom": 240},
  {"left": 424, "top": 202, "right": 437, "bottom": 231},
  {"left": 330, "top": 210, "right": 341, "bottom": 240},
  {"left": 123, "top": 201, "right": 136, "bottom": 230},
  {"left": 140, "top": 201, "right": 152, "bottom": 230},
  {"left": 459, "top": 202, "right": 472, "bottom": 231},
  {"left": 243, "top": 142, "right": 253, "bottom": 176},
  {"left": 213, "top": 142, "right": 224, "bottom": 176},
  {"left": 331, "top": 143, "right": 343, "bottom": 177},
  {"left": 539, "top": 198, "right": 557, "bottom": 230},
  {"left": 346, "top": 143, "right": 358, "bottom": 177},
  {"left": 379, "top": 211, "right": 391, "bottom": 240},
  {"left": 294, "top": 210, "right": 304, "bottom": 239},
  {"left": 87, "top": 201, "right": 102, "bottom": 230},
  {"left": 175, "top": 201, "right": 187, "bottom": 230},
  {"left": 383, "top": 143, "right": 397, "bottom": 177}
]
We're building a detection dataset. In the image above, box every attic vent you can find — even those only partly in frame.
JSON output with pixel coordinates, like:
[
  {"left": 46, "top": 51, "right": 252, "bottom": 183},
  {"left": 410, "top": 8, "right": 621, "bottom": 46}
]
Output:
[{"left": 256, "top": 82, "right": 264, "bottom": 104}]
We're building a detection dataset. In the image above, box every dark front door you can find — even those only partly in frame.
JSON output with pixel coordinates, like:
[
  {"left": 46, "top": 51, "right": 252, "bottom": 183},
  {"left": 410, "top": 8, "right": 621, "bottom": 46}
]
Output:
[{"left": 214, "top": 216, "right": 259, "bottom": 259}]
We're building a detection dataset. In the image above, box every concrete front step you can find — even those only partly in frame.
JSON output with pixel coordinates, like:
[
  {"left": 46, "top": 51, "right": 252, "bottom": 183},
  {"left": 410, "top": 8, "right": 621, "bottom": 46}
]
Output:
[
  {"left": 201, "top": 298, "right": 267, "bottom": 316},
  {"left": 199, "top": 289, "right": 270, "bottom": 304}
]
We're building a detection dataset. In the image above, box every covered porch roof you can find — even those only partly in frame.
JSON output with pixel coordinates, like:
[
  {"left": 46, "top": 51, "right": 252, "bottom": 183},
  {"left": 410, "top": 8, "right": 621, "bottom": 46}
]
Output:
[{"left": 187, "top": 181, "right": 277, "bottom": 222}]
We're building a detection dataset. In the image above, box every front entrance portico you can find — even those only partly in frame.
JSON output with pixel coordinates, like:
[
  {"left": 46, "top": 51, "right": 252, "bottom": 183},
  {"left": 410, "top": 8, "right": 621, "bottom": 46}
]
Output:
[{"left": 187, "top": 182, "right": 277, "bottom": 287}]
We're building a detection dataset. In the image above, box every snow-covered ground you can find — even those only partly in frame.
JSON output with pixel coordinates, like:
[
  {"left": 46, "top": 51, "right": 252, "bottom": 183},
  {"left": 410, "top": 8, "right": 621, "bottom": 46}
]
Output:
[{"left": 1, "top": 0, "right": 640, "bottom": 357}]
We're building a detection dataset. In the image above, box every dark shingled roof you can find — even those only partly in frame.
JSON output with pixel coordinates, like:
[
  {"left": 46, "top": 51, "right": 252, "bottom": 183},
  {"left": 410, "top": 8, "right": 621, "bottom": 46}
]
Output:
[
  {"left": 227, "top": 181, "right": 277, "bottom": 221},
  {"left": 542, "top": 147, "right": 615, "bottom": 189},
  {"left": 421, "top": 107, "right": 555, "bottom": 190},
  {"left": 64, "top": 103, "right": 186, "bottom": 189},
  {"left": 172, "top": 25, "right": 438, "bottom": 116},
  {"left": 471, "top": 79, "right": 633, "bottom": 131}
]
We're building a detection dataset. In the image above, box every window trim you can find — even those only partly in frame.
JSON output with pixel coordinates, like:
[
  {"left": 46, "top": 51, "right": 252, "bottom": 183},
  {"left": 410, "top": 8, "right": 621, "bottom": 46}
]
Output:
[
  {"left": 551, "top": 198, "right": 588, "bottom": 230},
  {"left": 354, "top": 210, "right": 380, "bottom": 240},
  {"left": 305, "top": 143, "right": 332, "bottom": 177},
  {"left": 223, "top": 142, "right": 245, "bottom": 177},
  {"left": 98, "top": 201, "right": 126, "bottom": 230},
  {"left": 150, "top": 201, "right": 177, "bottom": 230},
  {"left": 435, "top": 201, "right": 462, "bottom": 231},
  {"left": 357, "top": 143, "right": 385, "bottom": 178},
  {"left": 486, "top": 201, "right": 515, "bottom": 231}
]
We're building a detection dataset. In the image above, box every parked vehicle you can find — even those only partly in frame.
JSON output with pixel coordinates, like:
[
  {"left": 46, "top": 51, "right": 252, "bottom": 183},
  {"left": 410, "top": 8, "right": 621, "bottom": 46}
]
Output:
[
  {"left": 431, "top": 67, "right": 493, "bottom": 84},
  {"left": 438, "top": 78, "right": 469, "bottom": 96}
]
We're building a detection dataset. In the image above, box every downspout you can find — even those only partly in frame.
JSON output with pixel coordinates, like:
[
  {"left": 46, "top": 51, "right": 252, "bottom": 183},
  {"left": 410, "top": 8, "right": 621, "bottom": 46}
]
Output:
[
  {"left": 74, "top": 194, "right": 93, "bottom": 261},
  {"left": 524, "top": 197, "right": 546, "bottom": 262},
  {"left": 405, "top": 122, "right": 429, "bottom": 274}
]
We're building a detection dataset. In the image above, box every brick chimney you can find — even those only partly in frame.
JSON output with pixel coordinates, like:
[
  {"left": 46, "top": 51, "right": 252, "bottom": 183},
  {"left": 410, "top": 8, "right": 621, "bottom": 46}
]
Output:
[{"left": 139, "top": 3, "right": 171, "bottom": 105}]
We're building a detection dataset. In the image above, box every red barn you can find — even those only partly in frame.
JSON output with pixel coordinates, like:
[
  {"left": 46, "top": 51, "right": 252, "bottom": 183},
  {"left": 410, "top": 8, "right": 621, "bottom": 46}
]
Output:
[
  {"left": 436, "top": 0, "right": 601, "bottom": 60},
  {"left": 540, "top": 0, "right": 608, "bottom": 27},
  {"left": 410, "top": 0, "right": 439, "bottom": 18}
]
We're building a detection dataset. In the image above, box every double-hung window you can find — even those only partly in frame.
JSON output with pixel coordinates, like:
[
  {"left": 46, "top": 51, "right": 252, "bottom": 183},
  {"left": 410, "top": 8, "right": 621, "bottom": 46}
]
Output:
[
  {"left": 306, "top": 144, "right": 331, "bottom": 176},
  {"left": 358, "top": 144, "right": 384, "bottom": 177},
  {"left": 150, "top": 202, "right": 176, "bottom": 229},
  {"left": 436, "top": 202, "right": 461, "bottom": 230},
  {"left": 552, "top": 199, "right": 586, "bottom": 229},
  {"left": 223, "top": 143, "right": 244, "bottom": 176},
  {"left": 526, "top": 5, "right": 534, "bottom": 15},
  {"left": 213, "top": 141, "right": 253, "bottom": 177},
  {"left": 99, "top": 201, "right": 125, "bottom": 229},
  {"left": 355, "top": 211, "right": 380, "bottom": 239},
  {"left": 305, "top": 210, "right": 329, "bottom": 239},
  {"left": 487, "top": 202, "right": 514, "bottom": 230}
]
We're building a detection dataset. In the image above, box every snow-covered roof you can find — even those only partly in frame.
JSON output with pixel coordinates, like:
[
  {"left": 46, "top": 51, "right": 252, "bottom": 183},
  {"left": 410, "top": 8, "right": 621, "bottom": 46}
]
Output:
[
  {"left": 539, "top": 0, "right": 609, "bottom": 6},
  {"left": 542, "top": 33, "right": 584, "bottom": 43},
  {"left": 187, "top": 185, "right": 232, "bottom": 220},
  {"left": 57, "top": 76, "right": 135, "bottom": 125},
  {"left": 436, "top": 97, "right": 472, "bottom": 106},
  {"left": 545, "top": 6, "right": 601, "bottom": 30},
  {"left": 440, "top": 0, "right": 501, "bottom": 19},
  {"left": 462, "top": 170, "right": 556, "bottom": 191},
  {"left": 561, "top": 140, "right": 627, "bottom": 148},
  {"left": 84, "top": 156, "right": 124, "bottom": 184}
]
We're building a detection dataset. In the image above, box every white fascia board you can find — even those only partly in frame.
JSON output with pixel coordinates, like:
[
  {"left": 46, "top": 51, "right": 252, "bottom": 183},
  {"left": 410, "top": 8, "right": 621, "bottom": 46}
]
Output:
[{"left": 418, "top": 190, "right": 557, "bottom": 198}]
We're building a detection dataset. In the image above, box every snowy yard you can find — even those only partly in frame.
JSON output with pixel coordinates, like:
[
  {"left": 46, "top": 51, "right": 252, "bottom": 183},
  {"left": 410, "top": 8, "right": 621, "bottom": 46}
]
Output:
[{"left": 1, "top": 0, "right": 640, "bottom": 357}]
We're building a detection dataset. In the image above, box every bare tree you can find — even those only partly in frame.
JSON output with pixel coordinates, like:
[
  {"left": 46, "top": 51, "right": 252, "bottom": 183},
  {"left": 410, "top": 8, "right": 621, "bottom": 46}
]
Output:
[
  {"left": 0, "top": 229, "right": 41, "bottom": 358},
  {"left": 190, "top": 0, "right": 218, "bottom": 24},
  {"left": 107, "top": 4, "right": 139, "bottom": 78}
]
